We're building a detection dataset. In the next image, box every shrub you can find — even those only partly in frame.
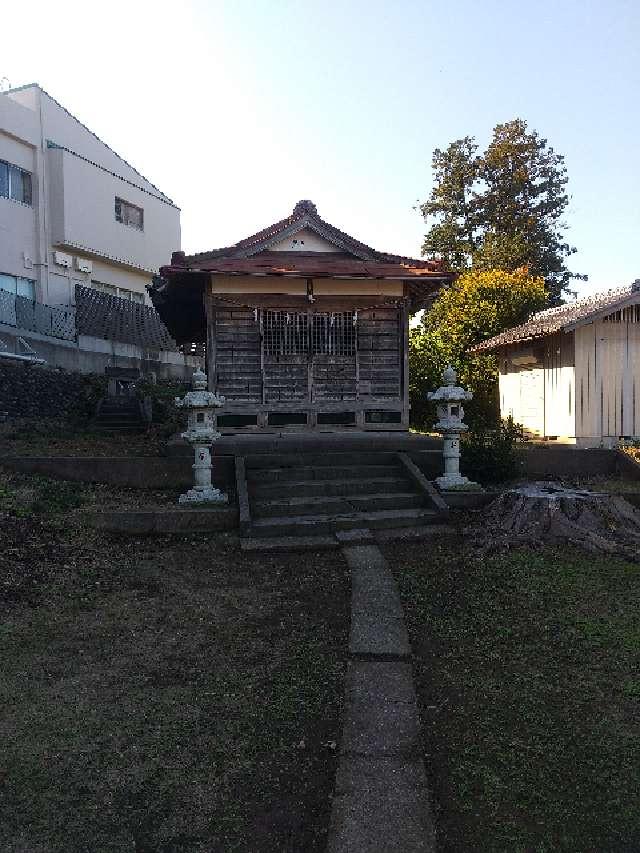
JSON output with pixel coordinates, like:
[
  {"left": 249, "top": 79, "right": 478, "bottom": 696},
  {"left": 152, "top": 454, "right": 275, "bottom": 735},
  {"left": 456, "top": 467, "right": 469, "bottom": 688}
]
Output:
[
  {"left": 136, "top": 378, "right": 189, "bottom": 438},
  {"left": 461, "top": 416, "right": 525, "bottom": 484}
]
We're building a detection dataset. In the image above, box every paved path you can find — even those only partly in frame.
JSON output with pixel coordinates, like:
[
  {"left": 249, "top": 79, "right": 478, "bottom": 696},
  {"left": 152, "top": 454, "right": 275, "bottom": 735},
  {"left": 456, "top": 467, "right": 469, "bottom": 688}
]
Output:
[{"left": 326, "top": 542, "right": 436, "bottom": 853}]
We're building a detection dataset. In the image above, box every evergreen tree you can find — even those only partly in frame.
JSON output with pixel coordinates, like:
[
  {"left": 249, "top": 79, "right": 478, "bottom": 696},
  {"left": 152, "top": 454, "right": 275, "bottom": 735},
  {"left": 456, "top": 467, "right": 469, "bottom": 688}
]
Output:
[{"left": 419, "top": 119, "right": 584, "bottom": 301}]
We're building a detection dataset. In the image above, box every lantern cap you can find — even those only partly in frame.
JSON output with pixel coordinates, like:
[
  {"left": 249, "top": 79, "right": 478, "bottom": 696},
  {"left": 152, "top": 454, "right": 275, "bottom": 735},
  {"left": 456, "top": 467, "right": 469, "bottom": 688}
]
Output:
[
  {"left": 442, "top": 365, "right": 457, "bottom": 385},
  {"left": 192, "top": 369, "right": 207, "bottom": 390},
  {"left": 427, "top": 365, "right": 473, "bottom": 403}
]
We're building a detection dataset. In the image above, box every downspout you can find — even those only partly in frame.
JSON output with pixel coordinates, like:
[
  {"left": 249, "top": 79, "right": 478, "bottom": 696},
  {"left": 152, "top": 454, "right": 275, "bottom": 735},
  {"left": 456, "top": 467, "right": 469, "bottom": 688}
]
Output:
[{"left": 36, "top": 88, "right": 50, "bottom": 304}]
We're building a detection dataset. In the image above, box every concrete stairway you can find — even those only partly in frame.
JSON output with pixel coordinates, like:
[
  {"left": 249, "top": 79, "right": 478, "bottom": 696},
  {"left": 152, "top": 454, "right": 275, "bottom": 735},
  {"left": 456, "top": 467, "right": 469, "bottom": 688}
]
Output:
[
  {"left": 238, "top": 451, "right": 449, "bottom": 552},
  {"left": 92, "top": 396, "right": 148, "bottom": 435}
]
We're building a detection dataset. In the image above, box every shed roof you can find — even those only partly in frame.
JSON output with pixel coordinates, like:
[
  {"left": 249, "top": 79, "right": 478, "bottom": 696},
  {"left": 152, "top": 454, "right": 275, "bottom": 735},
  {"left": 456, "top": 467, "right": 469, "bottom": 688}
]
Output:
[{"left": 471, "top": 282, "right": 640, "bottom": 353}]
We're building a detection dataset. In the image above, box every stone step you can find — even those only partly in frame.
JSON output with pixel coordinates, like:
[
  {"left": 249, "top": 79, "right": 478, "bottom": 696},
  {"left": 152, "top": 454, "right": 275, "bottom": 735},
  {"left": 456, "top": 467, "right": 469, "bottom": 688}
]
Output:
[
  {"left": 247, "top": 463, "right": 402, "bottom": 484},
  {"left": 252, "top": 492, "right": 424, "bottom": 518},
  {"left": 100, "top": 403, "right": 140, "bottom": 415},
  {"left": 240, "top": 533, "right": 341, "bottom": 553},
  {"left": 95, "top": 414, "right": 145, "bottom": 426},
  {"left": 249, "top": 507, "right": 442, "bottom": 538},
  {"left": 97, "top": 411, "right": 142, "bottom": 420},
  {"left": 95, "top": 422, "right": 145, "bottom": 430},
  {"left": 91, "top": 425, "right": 147, "bottom": 434},
  {"left": 250, "top": 476, "right": 413, "bottom": 500},
  {"left": 374, "top": 523, "right": 456, "bottom": 543},
  {"left": 245, "top": 451, "right": 400, "bottom": 470}
]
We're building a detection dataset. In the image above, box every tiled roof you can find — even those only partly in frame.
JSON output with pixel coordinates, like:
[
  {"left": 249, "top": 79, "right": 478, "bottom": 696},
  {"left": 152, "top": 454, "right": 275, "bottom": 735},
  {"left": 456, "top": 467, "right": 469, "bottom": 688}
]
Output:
[
  {"left": 75, "top": 284, "right": 177, "bottom": 350},
  {"left": 169, "top": 252, "right": 445, "bottom": 280},
  {"left": 169, "top": 200, "right": 447, "bottom": 271},
  {"left": 471, "top": 283, "right": 640, "bottom": 353}
]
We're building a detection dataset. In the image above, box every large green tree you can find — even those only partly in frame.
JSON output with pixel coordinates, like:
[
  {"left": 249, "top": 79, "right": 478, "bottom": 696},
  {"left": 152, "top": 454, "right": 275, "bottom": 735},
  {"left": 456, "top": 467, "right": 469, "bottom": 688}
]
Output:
[{"left": 420, "top": 119, "right": 584, "bottom": 301}]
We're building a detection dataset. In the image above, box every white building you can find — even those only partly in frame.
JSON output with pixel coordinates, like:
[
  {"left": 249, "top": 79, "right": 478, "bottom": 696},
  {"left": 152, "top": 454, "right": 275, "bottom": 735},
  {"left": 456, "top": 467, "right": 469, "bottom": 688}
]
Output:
[
  {"left": 0, "top": 83, "right": 180, "bottom": 307},
  {"left": 471, "top": 283, "right": 640, "bottom": 447},
  {"left": 0, "top": 84, "right": 198, "bottom": 377}
]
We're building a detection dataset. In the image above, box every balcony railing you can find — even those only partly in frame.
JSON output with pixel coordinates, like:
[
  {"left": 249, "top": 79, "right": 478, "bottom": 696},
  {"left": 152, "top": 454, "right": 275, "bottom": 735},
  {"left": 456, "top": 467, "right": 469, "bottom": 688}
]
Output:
[{"left": 0, "top": 290, "right": 76, "bottom": 341}]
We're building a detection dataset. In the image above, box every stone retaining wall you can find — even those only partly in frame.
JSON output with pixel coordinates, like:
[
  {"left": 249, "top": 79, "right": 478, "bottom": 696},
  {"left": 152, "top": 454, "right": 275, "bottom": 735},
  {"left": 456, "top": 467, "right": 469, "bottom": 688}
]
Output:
[{"left": 0, "top": 361, "right": 106, "bottom": 420}]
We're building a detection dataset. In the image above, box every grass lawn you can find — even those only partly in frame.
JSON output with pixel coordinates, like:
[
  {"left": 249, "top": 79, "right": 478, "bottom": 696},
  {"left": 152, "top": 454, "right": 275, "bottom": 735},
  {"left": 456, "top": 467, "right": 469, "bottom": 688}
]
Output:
[
  {"left": 0, "top": 468, "right": 195, "bottom": 513},
  {"left": 387, "top": 538, "right": 640, "bottom": 853},
  {"left": 0, "top": 424, "right": 168, "bottom": 458},
  {"left": 0, "top": 479, "right": 348, "bottom": 852}
]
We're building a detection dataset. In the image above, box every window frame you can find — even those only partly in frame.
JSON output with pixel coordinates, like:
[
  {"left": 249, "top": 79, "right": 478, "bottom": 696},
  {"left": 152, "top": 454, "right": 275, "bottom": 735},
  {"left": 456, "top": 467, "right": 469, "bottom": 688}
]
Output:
[
  {"left": 90, "top": 279, "right": 146, "bottom": 304},
  {"left": 0, "top": 272, "right": 36, "bottom": 300},
  {"left": 262, "top": 310, "right": 357, "bottom": 357},
  {"left": 0, "top": 159, "right": 33, "bottom": 206},
  {"left": 114, "top": 196, "right": 144, "bottom": 231}
]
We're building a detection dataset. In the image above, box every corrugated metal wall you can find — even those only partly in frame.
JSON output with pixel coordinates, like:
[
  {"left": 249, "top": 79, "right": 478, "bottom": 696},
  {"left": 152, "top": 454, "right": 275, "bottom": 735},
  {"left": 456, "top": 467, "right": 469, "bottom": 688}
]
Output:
[
  {"left": 575, "top": 309, "right": 640, "bottom": 439},
  {"left": 542, "top": 331, "right": 575, "bottom": 438}
]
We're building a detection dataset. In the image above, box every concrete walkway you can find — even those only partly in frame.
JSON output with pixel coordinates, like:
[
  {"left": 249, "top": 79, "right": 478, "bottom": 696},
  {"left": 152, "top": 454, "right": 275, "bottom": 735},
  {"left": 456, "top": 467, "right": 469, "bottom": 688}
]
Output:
[{"left": 326, "top": 542, "right": 436, "bottom": 853}]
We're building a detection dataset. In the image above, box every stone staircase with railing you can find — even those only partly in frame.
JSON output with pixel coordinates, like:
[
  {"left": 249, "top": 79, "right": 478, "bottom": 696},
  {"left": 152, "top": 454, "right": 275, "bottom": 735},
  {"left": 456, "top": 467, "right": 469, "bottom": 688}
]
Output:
[{"left": 237, "top": 450, "right": 449, "bottom": 551}]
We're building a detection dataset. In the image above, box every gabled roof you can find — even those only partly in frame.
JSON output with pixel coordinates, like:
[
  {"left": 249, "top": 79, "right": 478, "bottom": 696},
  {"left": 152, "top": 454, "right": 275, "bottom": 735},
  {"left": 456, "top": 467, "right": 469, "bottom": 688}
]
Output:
[
  {"left": 166, "top": 200, "right": 447, "bottom": 274},
  {"left": 173, "top": 252, "right": 444, "bottom": 279},
  {"left": 471, "top": 282, "right": 640, "bottom": 353}
]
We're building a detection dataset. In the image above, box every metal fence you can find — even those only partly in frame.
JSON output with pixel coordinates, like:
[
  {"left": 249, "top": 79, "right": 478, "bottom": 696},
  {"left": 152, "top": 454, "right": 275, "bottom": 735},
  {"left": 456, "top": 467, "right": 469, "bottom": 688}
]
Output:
[{"left": 0, "top": 290, "right": 76, "bottom": 341}]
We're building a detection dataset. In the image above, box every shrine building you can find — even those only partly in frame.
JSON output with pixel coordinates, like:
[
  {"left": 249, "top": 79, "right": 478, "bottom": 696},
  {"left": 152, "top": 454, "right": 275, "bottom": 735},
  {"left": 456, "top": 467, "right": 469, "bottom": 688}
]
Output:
[{"left": 150, "top": 200, "right": 453, "bottom": 432}]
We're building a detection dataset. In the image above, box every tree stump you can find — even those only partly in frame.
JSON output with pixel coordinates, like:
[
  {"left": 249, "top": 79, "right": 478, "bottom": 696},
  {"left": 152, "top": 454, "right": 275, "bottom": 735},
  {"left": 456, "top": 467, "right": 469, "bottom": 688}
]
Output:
[{"left": 476, "top": 482, "right": 640, "bottom": 559}]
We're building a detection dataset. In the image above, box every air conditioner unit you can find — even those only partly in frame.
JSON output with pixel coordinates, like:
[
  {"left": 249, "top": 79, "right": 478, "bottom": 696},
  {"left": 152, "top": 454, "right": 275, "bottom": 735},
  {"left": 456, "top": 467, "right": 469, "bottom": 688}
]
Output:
[
  {"left": 53, "top": 251, "right": 72, "bottom": 269},
  {"left": 75, "top": 257, "right": 92, "bottom": 274}
]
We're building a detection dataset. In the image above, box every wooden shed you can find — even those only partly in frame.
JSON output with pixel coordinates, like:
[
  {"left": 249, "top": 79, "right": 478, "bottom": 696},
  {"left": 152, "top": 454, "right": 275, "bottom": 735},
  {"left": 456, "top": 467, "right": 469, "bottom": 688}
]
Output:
[
  {"left": 150, "top": 201, "right": 453, "bottom": 432},
  {"left": 471, "top": 283, "right": 640, "bottom": 447}
]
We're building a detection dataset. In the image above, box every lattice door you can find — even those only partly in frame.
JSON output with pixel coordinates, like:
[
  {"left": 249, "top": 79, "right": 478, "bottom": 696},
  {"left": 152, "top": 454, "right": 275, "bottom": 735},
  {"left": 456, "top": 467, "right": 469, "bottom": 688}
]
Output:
[{"left": 260, "top": 310, "right": 358, "bottom": 403}]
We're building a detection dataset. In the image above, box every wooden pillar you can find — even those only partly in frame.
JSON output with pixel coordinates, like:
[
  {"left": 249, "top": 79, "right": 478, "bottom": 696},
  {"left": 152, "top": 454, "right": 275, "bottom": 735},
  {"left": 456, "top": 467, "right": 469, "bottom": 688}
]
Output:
[
  {"left": 204, "top": 289, "right": 217, "bottom": 392},
  {"left": 401, "top": 300, "right": 410, "bottom": 429}
]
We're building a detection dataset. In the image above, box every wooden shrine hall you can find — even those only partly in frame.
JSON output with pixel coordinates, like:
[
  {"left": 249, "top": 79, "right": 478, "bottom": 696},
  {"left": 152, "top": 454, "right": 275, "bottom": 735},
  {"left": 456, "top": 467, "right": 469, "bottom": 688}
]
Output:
[{"left": 150, "top": 200, "right": 453, "bottom": 432}]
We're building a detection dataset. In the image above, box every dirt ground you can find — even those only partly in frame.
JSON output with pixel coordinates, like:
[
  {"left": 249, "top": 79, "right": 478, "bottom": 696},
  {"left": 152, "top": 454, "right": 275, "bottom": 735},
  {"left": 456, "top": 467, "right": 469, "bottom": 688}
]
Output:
[{"left": 0, "top": 497, "right": 349, "bottom": 853}]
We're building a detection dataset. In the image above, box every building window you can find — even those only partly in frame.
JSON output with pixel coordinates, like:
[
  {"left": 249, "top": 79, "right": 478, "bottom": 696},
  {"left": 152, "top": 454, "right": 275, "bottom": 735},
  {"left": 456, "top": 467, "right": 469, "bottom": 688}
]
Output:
[
  {"left": 262, "top": 310, "right": 357, "bottom": 357},
  {"left": 115, "top": 196, "right": 143, "bottom": 231},
  {"left": 263, "top": 311, "right": 309, "bottom": 356},
  {"left": 0, "top": 160, "right": 32, "bottom": 206},
  {"left": 0, "top": 273, "right": 35, "bottom": 299},
  {"left": 90, "top": 280, "right": 145, "bottom": 303},
  {"left": 312, "top": 312, "right": 357, "bottom": 356}
]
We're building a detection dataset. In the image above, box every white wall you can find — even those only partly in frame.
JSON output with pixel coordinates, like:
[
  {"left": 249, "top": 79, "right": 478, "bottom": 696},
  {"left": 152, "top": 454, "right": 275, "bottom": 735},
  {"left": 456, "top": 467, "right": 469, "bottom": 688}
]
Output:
[
  {"left": 271, "top": 228, "right": 341, "bottom": 252},
  {"left": 499, "top": 362, "right": 545, "bottom": 436},
  {"left": 10, "top": 87, "right": 174, "bottom": 202},
  {"left": 47, "top": 147, "right": 179, "bottom": 276},
  {"left": 575, "top": 310, "right": 640, "bottom": 442},
  {"left": 0, "top": 97, "right": 40, "bottom": 287},
  {"left": 498, "top": 331, "right": 576, "bottom": 439},
  {"left": 542, "top": 331, "right": 575, "bottom": 438},
  {"left": 1, "top": 85, "right": 180, "bottom": 309}
]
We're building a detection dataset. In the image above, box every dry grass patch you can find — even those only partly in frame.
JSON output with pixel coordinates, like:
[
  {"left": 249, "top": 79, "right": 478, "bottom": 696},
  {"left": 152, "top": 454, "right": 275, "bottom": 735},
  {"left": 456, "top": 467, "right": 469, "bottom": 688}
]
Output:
[{"left": 1, "top": 501, "right": 348, "bottom": 852}]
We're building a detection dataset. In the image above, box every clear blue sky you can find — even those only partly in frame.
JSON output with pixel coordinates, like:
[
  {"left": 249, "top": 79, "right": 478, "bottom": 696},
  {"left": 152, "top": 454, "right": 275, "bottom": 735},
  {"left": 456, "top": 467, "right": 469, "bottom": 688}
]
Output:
[{"left": 4, "top": 0, "right": 639, "bottom": 295}]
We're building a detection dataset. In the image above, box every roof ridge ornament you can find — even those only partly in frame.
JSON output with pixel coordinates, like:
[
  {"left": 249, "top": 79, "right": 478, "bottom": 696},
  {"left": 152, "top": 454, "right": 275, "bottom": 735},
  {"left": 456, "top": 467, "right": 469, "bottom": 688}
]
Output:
[{"left": 293, "top": 200, "right": 317, "bottom": 217}]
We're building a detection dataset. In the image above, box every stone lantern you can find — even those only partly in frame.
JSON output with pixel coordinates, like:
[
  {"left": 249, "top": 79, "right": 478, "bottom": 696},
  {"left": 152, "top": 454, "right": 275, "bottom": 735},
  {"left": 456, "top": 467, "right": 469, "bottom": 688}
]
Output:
[
  {"left": 174, "top": 369, "right": 227, "bottom": 504},
  {"left": 427, "top": 365, "right": 478, "bottom": 489}
]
